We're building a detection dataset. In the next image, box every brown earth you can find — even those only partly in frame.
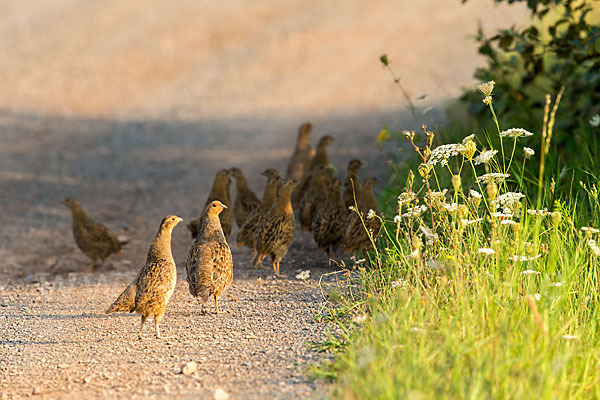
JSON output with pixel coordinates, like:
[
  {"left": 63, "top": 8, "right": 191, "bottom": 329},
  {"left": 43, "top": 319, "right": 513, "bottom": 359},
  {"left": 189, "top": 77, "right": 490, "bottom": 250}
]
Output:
[{"left": 0, "top": 1, "right": 527, "bottom": 398}]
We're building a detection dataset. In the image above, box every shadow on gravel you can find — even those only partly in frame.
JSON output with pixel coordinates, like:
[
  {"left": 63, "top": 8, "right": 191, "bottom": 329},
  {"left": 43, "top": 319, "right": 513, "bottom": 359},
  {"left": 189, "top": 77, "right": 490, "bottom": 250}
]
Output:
[{"left": 0, "top": 107, "right": 425, "bottom": 281}]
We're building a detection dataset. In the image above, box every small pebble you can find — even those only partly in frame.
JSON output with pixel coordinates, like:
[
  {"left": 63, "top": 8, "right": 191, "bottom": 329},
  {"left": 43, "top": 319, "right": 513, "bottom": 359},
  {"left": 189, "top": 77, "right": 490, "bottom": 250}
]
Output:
[
  {"left": 181, "top": 361, "right": 198, "bottom": 375},
  {"left": 214, "top": 388, "right": 230, "bottom": 400}
]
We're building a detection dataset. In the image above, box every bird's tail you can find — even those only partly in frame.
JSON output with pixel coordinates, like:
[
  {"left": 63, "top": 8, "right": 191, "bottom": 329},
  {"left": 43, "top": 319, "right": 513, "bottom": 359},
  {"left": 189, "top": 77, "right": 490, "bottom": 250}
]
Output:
[
  {"left": 252, "top": 252, "right": 265, "bottom": 267},
  {"left": 105, "top": 283, "right": 137, "bottom": 314}
]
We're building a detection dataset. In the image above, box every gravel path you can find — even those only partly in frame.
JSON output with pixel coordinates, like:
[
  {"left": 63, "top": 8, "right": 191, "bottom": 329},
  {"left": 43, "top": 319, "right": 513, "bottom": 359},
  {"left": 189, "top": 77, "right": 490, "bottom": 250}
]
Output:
[{"left": 0, "top": 241, "right": 338, "bottom": 399}]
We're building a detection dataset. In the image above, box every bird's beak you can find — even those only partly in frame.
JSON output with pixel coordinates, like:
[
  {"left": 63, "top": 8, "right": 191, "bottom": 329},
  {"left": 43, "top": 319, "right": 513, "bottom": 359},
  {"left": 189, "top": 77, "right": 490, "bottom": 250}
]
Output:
[
  {"left": 177, "top": 217, "right": 184, "bottom": 223},
  {"left": 222, "top": 204, "right": 228, "bottom": 209}
]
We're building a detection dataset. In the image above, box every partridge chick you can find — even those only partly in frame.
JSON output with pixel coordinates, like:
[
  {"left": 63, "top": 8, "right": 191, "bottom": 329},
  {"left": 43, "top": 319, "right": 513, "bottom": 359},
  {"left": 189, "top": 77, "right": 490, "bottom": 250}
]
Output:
[
  {"left": 293, "top": 135, "right": 334, "bottom": 205},
  {"left": 254, "top": 178, "right": 299, "bottom": 276},
  {"left": 105, "top": 215, "right": 183, "bottom": 339},
  {"left": 186, "top": 201, "right": 233, "bottom": 314},
  {"left": 237, "top": 169, "right": 282, "bottom": 253},
  {"left": 299, "top": 165, "right": 334, "bottom": 231},
  {"left": 63, "top": 197, "right": 121, "bottom": 270},
  {"left": 344, "top": 177, "right": 381, "bottom": 257},
  {"left": 312, "top": 178, "right": 346, "bottom": 264},
  {"left": 286, "top": 122, "right": 314, "bottom": 180},
  {"left": 343, "top": 159, "right": 364, "bottom": 210},
  {"left": 230, "top": 167, "right": 261, "bottom": 228},
  {"left": 187, "top": 169, "right": 233, "bottom": 239}
]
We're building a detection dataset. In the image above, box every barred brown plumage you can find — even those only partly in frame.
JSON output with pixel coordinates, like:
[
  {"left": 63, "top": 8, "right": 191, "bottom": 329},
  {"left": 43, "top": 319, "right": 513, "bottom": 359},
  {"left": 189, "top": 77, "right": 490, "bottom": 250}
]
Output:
[
  {"left": 253, "top": 178, "right": 299, "bottom": 276},
  {"left": 186, "top": 201, "right": 233, "bottom": 315},
  {"left": 105, "top": 215, "right": 183, "bottom": 339}
]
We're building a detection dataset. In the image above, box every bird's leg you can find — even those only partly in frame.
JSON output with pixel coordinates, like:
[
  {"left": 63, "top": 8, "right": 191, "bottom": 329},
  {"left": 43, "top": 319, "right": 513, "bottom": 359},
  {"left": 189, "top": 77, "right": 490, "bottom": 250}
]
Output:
[
  {"left": 89, "top": 258, "right": 97, "bottom": 271},
  {"left": 154, "top": 313, "right": 164, "bottom": 339},
  {"left": 214, "top": 296, "right": 226, "bottom": 314},
  {"left": 138, "top": 315, "right": 148, "bottom": 340},
  {"left": 272, "top": 260, "right": 278, "bottom": 276},
  {"left": 326, "top": 249, "right": 331, "bottom": 266},
  {"left": 200, "top": 302, "right": 207, "bottom": 315}
]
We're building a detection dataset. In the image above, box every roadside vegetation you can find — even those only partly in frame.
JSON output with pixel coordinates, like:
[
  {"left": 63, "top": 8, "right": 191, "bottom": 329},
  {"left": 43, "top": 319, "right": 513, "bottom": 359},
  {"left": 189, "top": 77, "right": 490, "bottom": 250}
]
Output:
[{"left": 316, "top": 1, "right": 600, "bottom": 398}]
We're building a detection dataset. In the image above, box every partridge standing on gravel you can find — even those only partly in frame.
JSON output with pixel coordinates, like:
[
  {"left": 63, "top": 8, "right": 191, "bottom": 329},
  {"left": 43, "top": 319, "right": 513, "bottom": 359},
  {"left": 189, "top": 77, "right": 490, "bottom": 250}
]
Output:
[
  {"left": 63, "top": 197, "right": 121, "bottom": 270},
  {"left": 286, "top": 122, "right": 314, "bottom": 180},
  {"left": 230, "top": 167, "right": 261, "bottom": 228},
  {"left": 293, "top": 135, "right": 334, "bottom": 205},
  {"left": 299, "top": 165, "right": 334, "bottom": 231},
  {"left": 343, "top": 159, "right": 364, "bottom": 210},
  {"left": 105, "top": 215, "right": 183, "bottom": 339},
  {"left": 187, "top": 169, "right": 233, "bottom": 239},
  {"left": 186, "top": 201, "right": 233, "bottom": 314},
  {"left": 253, "top": 178, "right": 299, "bottom": 276},
  {"left": 312, "top": 178, "right": 346, "bottom": 264},
  {"left": 344, "top": 177, "right": 381, "bottom": 257},
  {"left": 237, "top": 169, "right": 283, "bottom": 253}
]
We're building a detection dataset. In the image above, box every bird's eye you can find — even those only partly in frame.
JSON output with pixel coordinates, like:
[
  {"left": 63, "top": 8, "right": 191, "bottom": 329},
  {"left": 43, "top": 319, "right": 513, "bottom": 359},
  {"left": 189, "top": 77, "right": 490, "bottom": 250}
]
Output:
[{"left": 212, "top": 204, "right": 216, "bottom": 207}]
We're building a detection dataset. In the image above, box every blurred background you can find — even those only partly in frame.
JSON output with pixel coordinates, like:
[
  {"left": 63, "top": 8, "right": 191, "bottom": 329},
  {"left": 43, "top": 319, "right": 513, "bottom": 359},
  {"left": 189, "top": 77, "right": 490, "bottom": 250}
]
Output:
[{"left": 0, "top": 0, "right": 528, "bottom": 279}]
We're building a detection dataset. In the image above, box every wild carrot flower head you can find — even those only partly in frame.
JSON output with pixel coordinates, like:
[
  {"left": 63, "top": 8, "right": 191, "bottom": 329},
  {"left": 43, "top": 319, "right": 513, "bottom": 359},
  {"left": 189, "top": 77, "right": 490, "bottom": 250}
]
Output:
[
  {"left": 477, "top": 173, "right": 510, "bottom": 184},
  {"left": 473, "top": 149, "right": 497, "bottom": 166},
  {"left": 478, "top": 248, "right": 495, "bottom": 255},
  {"left": 492, "top": 192, "right": 525, "bottom": 215},
  {"left": 499, "top": 128, "right": 534, "bottom": 138},
  {"left": 588, "top": 239, "right": 600, "bottom": 257},
  {"left": 427, "top": 143, "right": 464, "bottom": 166},
  {"left": 470, "top": 189, "right": 482, "bottom": 199},
  {"left": 524, "top": 147, "right": 535, "bottom": 158},
  {"left": 477, "top": 81, "right": 495, "bottom": 96}
]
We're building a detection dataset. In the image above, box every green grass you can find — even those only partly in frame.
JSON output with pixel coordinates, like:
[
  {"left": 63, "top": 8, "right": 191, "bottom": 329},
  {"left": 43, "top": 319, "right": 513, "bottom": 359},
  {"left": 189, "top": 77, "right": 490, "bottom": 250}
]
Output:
[{"left": 317, "top": 85, "right": 600, "bottom": 399}]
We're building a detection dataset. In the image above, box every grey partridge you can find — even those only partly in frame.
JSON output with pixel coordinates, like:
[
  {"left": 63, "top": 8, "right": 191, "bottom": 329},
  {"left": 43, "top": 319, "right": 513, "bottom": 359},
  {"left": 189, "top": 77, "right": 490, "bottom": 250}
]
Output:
[
  {"left": 299, "top": 165, "right": 334, "bottom": 231},
  {"left": 230, "top": 167, "right": 261, "bottom": 228},
  {"left": 187, "top": 169, "right": 233, "bottom": 239},
  {"left": 63, "top": 197, "right": 121, "bottom": 270},
  {"left": 105, "top": 215, "right": 183, "bottom": 339},
  {"left": 253, "top": 178, "right": 299, "bottom": 276},
  {"left": 312, "top": 178, "right": 346, "bottom": 264},
  {"left": 185, "top": 201, "right": 233, "bottom": 314},
  {"left": 237, "top": 169, "right": 282, "bottom": 254},
  {"left": 343, "top": 159, "right": 364, "bottom": 210},
  {"left": 344, "top": 177, "right": 381, "bottom": 257},
  {"left": 286, "top": 122, "right": 314, "bottom": 180}
]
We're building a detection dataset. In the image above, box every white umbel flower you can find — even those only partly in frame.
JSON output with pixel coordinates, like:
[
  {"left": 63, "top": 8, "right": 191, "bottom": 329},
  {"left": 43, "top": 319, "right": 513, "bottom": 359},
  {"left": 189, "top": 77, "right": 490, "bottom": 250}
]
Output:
[
  {"left": 491, "top": 192, "right": 525, "bottom": 215},
  {"left": 477, "top": 81, "right": 495, "bottom": 96},
  {"left": 499, "top": 128, "right": 534, "bottom": 138},
  {"left": 469, "top": 189, "right": 482, "bottom": 199},
  {"left": 427, "top": 144, "right": 464, "bottom": 166},
  {"left": 590, "top": 114, "right": 600, "bottom": 127},
  {"left": 477, "top": 173, "right": 510, "bottom": 184},
  {"left": 478, "top": 248, "right": 495, "bottom": 256},
  {"left": 581, "top": 227, "right": 600, "bottom": 234},
  {"left": 367, "top": 209, "right": 376, "bottom": 219},
  {"left": 513, "top": 255, "right": 542, "bottom": 262},
  {"left": 524, "top": 147, "right": 535, "bottom": 158},
  {"left": 473, "top": 149, "right": 498, "bottom": 165},
  {"left": 587, "top": 239, "right": 600, "bottom": 257}
]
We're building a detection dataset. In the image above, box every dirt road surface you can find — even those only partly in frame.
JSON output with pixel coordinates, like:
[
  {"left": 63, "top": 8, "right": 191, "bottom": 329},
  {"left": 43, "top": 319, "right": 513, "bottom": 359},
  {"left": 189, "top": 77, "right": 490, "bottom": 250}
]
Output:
[{"left": 0, "top": 1, "right": 527, "bottom": 398}]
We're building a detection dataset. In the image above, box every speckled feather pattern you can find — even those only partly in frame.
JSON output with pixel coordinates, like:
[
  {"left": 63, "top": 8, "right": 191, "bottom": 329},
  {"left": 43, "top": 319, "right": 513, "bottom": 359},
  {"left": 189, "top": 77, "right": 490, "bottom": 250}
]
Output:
[
  {"left": 106, "top": 216, "right": 181, "bottom": 323},
  {"left": 186, "top": 202, "right": 233, "bottom": 308},
  {"left": 312, "top": 179, "right": 346, "bottom": 257}
]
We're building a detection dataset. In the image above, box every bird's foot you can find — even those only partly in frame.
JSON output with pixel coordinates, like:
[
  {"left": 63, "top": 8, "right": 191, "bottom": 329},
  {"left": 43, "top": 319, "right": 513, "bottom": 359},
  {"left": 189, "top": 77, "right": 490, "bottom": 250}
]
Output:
[{"left": 228, "top": 294, "right": 239, "bottom": 302}]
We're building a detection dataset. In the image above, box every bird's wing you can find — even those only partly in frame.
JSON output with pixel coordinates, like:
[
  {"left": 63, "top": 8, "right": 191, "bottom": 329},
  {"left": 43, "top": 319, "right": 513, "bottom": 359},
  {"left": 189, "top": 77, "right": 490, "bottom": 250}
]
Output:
[{"left": 134, "top": 258, "right": 174, "bottom": 310}]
